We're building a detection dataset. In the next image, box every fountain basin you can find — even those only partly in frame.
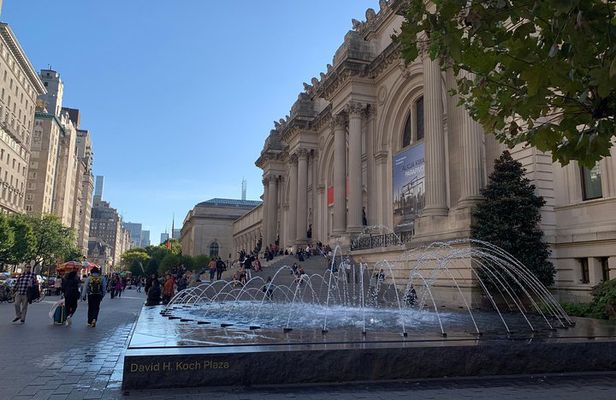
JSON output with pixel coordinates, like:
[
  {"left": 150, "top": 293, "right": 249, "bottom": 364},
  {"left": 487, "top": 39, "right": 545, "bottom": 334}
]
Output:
[{"left": 122, "top": 305, "right": 616, "bottom": 390}]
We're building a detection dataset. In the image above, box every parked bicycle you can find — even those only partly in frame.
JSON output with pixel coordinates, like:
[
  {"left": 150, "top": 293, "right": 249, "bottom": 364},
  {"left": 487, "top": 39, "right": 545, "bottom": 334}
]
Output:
[{"left": 0, "top": 284, "right": 14, "bottom": 303}]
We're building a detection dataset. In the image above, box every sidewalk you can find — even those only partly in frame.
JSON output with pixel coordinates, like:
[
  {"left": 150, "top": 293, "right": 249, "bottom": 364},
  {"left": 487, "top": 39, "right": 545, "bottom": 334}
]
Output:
[{"left": 0, "top": 289, "right": 615, "bottom": 399}]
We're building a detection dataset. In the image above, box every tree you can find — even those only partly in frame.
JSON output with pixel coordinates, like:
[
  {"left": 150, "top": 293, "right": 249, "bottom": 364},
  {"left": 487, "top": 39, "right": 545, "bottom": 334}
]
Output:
[
  {"left": 471, "top": 151, "right": 555, "bottom": 287},
  {"left": 398, "top": 0, "right": 616, "bottom": 167},
  {"left": 121, "top": 248, "right": 151, "bottom": 276},
  {"left": 30, "top": 215, "right": 77, "bottom": 270},
  {"left": 192, "top": 255, "right": 210, "bottom": 272},
  {"left": 0, "top": 213, "right": 15, "bottom": 270},
  {"left": 158, "top": 253, "right": 180, "bottom": 275},
  {"left": 6, "top": 214, "right": 36, "bottom": 266}
]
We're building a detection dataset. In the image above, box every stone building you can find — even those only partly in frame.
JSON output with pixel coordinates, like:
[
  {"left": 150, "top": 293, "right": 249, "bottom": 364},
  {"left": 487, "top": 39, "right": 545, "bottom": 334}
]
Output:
[
  {"left": 87, "top": 238, "right": 112, "bottom": 274},
  {"left": 26, "top": 70, "right": 94, "bottom": 256},
  {"left": 0, "top": 23, "right": 46, "bottom": 213},
  {"left": 181, "top": 198, "right": 261, "bottom": 260},
  {"left": 244, "top": 0, "right": 616, "bottom": 302},
  {"left": 89, "top": 199, "right": 123, "bottom": 266}
]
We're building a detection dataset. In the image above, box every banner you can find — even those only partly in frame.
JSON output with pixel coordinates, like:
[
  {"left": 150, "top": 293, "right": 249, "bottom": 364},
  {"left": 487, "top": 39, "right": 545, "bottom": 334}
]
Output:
[{"left": 392, "top": 144, "right": 425, "bottom": 232}]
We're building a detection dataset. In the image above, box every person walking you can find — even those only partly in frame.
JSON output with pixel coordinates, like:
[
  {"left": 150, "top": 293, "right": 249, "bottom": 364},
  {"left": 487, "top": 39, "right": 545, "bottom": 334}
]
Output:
[
  {"left": 216, "top": 257, "right": 226, "bottom": 280},
  {"left": 82, "top": 267, "right": 106, "bottom": 327},
  {"left": 61, "top": 270, "right": 81, "bottom": 326},
  {"left": 12, "top": 265, "right": 36, "bottom": 324},
  {"left": 208, "top": 259, "right": 217, "bottom": 282}
]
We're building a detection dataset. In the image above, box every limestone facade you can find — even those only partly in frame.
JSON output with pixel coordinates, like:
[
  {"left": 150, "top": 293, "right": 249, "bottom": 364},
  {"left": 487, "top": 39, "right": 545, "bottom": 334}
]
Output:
[
  {"left": 246, "top": 0, "right": 616, "bottom": 301},
  {"left": 181, "top": 198, "right": 261, "bottom": 261},
  {"left": 0, "top": 23, "right": 45, "bottom": 214}
]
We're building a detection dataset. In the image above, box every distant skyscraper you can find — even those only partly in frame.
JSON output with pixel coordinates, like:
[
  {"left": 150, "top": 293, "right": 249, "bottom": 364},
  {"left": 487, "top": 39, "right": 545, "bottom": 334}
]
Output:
[
  {"left": 172, "top": 229, "right": 181, "bottom": 240},
  {"left": 94, "top": 176, "right": 104, "bottom": 203},
  {"left": 123, "top": 222, "right": 143, "bottom": 247},
  {"left": 141, "top": 230, "right": 150, "bottom": 247},
  {"left": 242, "top": 178, "right": 247, "bottom": 201},
  {"left": 160, "top": 232, "right": 169, "bottom": 244}
]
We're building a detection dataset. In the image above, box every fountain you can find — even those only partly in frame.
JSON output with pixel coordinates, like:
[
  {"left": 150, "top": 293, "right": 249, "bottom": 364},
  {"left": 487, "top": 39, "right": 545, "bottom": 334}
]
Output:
[{"left": 123, "top": 240, "right": 616, "bottom": 389}]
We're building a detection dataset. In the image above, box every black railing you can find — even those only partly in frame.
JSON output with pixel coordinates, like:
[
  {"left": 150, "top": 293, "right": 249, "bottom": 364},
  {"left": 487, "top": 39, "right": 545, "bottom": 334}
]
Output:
[{"left": 351, "top": 231, "right": 413, "bottom": 251}]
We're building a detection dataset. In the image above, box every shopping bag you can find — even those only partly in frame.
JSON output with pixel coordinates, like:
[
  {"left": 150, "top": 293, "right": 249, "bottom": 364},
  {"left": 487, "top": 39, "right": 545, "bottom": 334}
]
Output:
[{"left": 49, "top": 299, "right": 66, "bottom": 324}]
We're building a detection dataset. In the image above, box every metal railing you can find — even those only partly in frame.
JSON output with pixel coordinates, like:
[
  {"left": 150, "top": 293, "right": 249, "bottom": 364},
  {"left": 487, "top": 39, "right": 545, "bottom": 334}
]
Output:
[{"left": 351, "top": 230, "right": 413, "bottom": 251}]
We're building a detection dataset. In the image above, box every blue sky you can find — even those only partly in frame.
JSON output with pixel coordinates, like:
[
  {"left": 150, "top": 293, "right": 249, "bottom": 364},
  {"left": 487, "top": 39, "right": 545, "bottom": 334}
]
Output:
[{"left": 3, "top": 0, "right": 377, "bottom": 244}]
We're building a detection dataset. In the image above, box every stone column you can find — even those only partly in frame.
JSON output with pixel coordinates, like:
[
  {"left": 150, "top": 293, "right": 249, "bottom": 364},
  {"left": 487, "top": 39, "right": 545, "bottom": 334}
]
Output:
[
  {"left": 346, "top": 101, "right": 364, "bottom": 232},
  {"left": 267, "top": 175, "right": 278, "bottom": 246},
  {"left": 333, "top": 114, "right": 347, "bottom": 234},
  {"left": 422, "top": 54, "right": 448, "bottom": 216},
  {"left": 449, "top": 70, "right": 484, "bottom": 207},
  {"left": 296, "top": 149, "right": 308, "bottom": 244},
  {"left": 374, "top": 151, "right": 388, "bottom": 227},
  {"left": 287, "top": 155, "right": 298, "bottom": 247},
  {"left": 365, "top": 105, "right": 376, "bottom": 227},
  {"left": 262, "top": 177, "right": 270, "bottom": 247},
  {"left": 609, "top": 257, "right": 616, "bottom": 280},
  {"left": 589, "top": 257, "right": 604, "bottom": 285},
  {"left": 311, "top": 151, "right": 319, "bottom": 241},
  {"left": 317, "top": 184, "right": 325, "bottom": 241}
]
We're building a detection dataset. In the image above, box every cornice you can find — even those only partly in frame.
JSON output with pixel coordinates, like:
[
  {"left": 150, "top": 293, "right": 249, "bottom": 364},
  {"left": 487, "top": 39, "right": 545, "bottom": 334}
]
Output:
[{"left": 0, "top": 24, "right": 46, "bottom": 95}]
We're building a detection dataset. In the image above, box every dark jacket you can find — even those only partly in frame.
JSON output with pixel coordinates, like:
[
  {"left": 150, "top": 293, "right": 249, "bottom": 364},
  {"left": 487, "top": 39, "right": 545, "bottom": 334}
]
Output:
[{"left": 62, "top": 272, "right": 81, "bottom": 299}]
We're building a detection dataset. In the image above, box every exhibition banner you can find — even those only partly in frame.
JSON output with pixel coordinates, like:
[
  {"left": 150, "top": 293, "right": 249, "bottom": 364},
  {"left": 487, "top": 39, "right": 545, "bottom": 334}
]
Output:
[{"left": 392, "top": 143, "right": 425, "bottom": 232}]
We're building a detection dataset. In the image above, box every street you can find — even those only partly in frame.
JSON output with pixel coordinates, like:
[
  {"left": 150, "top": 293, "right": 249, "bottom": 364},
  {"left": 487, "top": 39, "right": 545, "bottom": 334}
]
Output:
[{"left": 0, "top": 289, "right": 615, "bottom": 399}]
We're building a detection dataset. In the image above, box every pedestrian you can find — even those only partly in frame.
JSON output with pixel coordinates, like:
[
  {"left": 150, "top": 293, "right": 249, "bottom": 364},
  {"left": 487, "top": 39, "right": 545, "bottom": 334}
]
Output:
[
  {"left": 82, "top": 267, "right": 106, "bottom": 327},
  {"left": 61, "top": 270, "right": 81, "bottom": 326},
  {"left": 162, "top": 273, "right": 175, "bottom": 305},
  {"left": 216, "top": 257, "right": 226, "bottom": 280},
  {"left": 12, "top": 265, "right": 36, "bottom": 324},
  {"left": 146, "top": 274, "right": 161, "bottom": 306},
  {"left": 115, "top": 276, "right": 124, "bottom": 298},
  {"left": 208, "top": 258, "right": 217, "bottom": 281}
]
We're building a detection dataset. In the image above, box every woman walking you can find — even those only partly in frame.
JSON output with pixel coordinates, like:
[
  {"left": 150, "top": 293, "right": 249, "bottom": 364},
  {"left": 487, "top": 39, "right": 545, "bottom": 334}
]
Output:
[{"left": 61, "top": 270, "right": 81, "bottom": 326}]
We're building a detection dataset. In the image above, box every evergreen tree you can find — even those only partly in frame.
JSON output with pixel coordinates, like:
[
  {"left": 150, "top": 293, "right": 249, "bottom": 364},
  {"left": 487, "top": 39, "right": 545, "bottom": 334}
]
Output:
[{"left": 471, "top": 151, "right": 555, "bottom": 287}]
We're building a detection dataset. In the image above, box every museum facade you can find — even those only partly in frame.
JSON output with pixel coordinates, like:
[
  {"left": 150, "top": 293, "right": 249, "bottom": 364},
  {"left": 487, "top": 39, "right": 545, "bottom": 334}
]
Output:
[{"left": 237, "top": 0, "right": 616, "bottom": 301}]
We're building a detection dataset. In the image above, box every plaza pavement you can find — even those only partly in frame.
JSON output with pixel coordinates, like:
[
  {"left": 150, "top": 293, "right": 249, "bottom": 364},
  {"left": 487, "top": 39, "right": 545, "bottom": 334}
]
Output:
[{"left": 0, "top": 286, "right": 615, "bottom": 399}]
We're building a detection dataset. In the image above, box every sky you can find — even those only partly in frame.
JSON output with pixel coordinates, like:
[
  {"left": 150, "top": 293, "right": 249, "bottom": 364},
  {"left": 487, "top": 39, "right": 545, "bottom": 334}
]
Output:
[{"left": 2, "top": 0, "right": 378, "bottom": 245}]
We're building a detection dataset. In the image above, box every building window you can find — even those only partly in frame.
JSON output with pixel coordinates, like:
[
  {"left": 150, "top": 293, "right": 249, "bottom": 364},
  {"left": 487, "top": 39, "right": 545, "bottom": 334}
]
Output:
[
  {"left": 581, "top": 164, "right": 602, "bottom": 200},
  {"left": 600, "top": 257, "right": 610, "bottom": 282},
  {"left": 579, "top": 258, "right": 590, "bottom": 284},
  {"left": 209, "top": 242, "right": 219, "bottom": 258},
  {"left": 402, "top": 114, "right": 412, "bottom": 148},
  {"left": 401, "top": 96, "right": 424, "bottom": 149},
  {"left": 415, "top": 96, "right": 424, "bottom": 141}
]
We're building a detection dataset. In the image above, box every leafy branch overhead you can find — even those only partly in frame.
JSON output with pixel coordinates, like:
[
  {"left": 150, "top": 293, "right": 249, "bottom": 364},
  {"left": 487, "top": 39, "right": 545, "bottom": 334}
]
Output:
[{"left": 397, "top": 0, "right": 616, "bottom": 167}]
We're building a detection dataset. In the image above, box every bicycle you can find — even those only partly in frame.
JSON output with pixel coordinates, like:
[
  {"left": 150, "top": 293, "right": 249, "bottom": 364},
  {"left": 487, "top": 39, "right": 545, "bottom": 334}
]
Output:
[{"left": 0, "top": 284, "right": 14, "bottom": 303}]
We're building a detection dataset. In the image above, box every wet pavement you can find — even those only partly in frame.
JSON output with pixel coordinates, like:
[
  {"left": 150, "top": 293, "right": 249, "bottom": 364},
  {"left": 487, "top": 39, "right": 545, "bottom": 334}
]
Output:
[{"left": 1, "top": 288, "right": 616, "bottom": 399}]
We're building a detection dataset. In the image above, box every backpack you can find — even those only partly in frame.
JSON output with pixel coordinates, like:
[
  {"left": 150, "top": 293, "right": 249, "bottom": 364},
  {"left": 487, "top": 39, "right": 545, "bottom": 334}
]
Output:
[{"left": 89, "top": 276, "right": 102, "bottom": 295}]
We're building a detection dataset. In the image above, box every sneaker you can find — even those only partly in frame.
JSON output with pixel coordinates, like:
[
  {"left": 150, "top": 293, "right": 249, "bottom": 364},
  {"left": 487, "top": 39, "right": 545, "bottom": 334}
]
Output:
[
  {"left": 91, "top": 319, "right": 96, "bottom": 328},
  {"left": 12, "top": 317, "right": 20, "bottom": 323},
  {"left": 65, "top": 316, "right": 72, "bottom": 326},
  {"left": 19, "top": 320, "right": 25, "bottom": 324}
]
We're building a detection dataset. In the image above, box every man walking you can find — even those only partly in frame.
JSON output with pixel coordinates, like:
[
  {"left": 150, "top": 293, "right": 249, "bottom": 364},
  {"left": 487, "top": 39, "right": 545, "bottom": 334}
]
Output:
[
  {"left": 82, "top": 267, "right": 106, "bottom": 327},
  {"left": 12, "top": 265, "right": 36, "bottom": 324}
]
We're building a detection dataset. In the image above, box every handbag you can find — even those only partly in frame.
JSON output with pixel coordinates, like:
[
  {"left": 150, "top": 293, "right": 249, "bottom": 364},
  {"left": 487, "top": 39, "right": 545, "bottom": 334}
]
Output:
[{"left": 27, "top": 285, "right": 40, "bottom": 303}]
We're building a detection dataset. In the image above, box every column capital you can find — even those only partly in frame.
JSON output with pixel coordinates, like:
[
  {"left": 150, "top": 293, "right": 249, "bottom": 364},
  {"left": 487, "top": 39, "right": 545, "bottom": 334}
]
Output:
[
  {"left": 374, "top": 150, "right": 388, "bottom": 164},
  {"left": 262, "top": 177, "right": 269, "bottom": 186},
  {"left": 297, "top": 148, "right": 309, "bottom": 159},
  {"left": 289, "top": 153, "right": 298, "bottom": 164},
  {"left": 364, "top": 104, "right": 376, "bottom": 121},
  {"left": 331, "top": 113, "right": 347, "bottom": 130},
  {"left": 345, "top": 101, "right": 365, "bottom": 117}
]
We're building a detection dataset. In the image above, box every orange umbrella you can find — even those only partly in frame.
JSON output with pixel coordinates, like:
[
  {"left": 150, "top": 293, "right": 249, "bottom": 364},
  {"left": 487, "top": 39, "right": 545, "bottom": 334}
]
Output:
[{"left": 57, "top": 261, "right": 83, "bottom": 274}]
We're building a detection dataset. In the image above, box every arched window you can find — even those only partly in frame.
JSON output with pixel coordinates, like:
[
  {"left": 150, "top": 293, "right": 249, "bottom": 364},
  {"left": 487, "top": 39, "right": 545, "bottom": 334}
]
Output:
[
  {"left": 415, "top": 96, "right": 424, "bottom": 141},
  {"left": 209, "top": 242, "right": 219, "bottom": 258},
  {"left": 402, "top": 113, "right": 412, "bottom": 148},
  {"left": 401, "top": 96, "right": 424, "bottom": 149}
]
